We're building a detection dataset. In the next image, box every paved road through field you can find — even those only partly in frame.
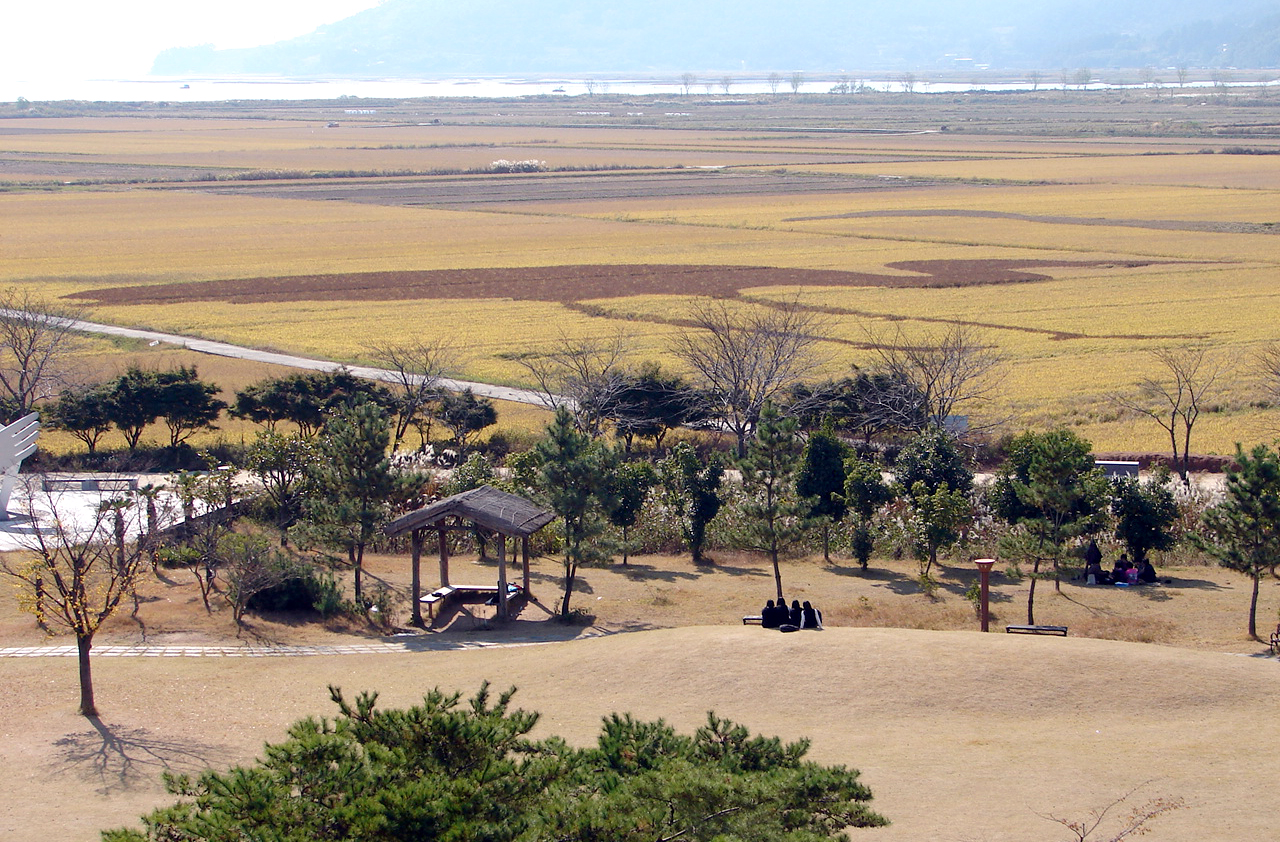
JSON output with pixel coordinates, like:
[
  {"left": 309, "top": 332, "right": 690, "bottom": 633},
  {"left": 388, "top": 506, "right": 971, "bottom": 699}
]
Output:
[{"left": 60, "top": 316, "right": 555, "bottom": 408}]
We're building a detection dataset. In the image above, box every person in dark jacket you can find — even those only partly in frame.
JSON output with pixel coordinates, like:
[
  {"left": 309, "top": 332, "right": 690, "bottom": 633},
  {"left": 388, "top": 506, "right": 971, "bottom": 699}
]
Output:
[
  {"left": 761, "top": 599, "right": 780, "bottom": 628},
  {"left": 789, "top": 599, "right": 803, "bottom": 627},
  {"left": 801, "top": 600, "right": 823, "bottom": 629}
]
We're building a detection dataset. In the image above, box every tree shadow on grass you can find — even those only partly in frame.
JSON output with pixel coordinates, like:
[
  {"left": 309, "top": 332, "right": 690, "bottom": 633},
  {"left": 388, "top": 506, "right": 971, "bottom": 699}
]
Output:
[
  {"left": 864, "top": 566, "right": 924, "bottom": 596},
  {"left": 1159, "top": 576, "right": 1226, "bottom": 591},
  {"left": 698, "top": 562, "right": 769, "bottom": 579},
  {"left": 615, "top": 563, "right": 700, "bottom": 583},
  {"left": 825, "top": 563, "right": 872, "bottom": 578},
  {"left": 51, "top": 716, "right": 231, "bottom": 795}
]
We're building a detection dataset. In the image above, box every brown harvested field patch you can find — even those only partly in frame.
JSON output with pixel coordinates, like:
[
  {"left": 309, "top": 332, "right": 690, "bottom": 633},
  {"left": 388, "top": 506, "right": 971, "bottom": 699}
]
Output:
[{"left": 67, "top": 258, "right": 1154, "bottom": 305}]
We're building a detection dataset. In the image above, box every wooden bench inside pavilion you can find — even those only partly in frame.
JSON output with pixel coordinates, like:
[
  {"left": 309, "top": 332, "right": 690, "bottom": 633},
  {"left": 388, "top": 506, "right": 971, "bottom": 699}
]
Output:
[{"left": 385, "top": 485, "right": 556, "bottom": 628}]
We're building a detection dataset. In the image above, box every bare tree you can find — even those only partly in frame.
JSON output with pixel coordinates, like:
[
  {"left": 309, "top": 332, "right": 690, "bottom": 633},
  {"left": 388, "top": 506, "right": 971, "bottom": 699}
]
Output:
[
  {"left": 1256, "top": 340, "right": 1280, "bottom": 406},
  {"left": 0, "top": 287, "right": 88, "bottom": 416},
  {"left": 218, "top": 534, "right": 294, "bottom": 627},
  {"left": 720, "top": 75, "right": 733, "bottom": 94},
  {"left": 161, "top": 469, "right": 238, "bottom": 611},
  {"left": 1036, "top": 780, "right": 1184, "bottom": 841},
  {"left": 767, "top": 72, "right": 782, "bottom": 94},
  {"left": 1027, "top": 69, "right": 1044, "bottom": 91},
  {"left": 0, "top": 482, "right": 147, "bottom": 716},
  {"left": 789, "top": 71, "right": 805, "bottom": 94},
  {"left": 680, "top": 73, "right": 697, "bottom": 96},
  {"left": 867, "top": 323, "right": 1005, "bottom": 434},
  {"left": 514, "top": 333, "right": 631, "bottom": 438},
  {"left": 1113, "top": 346, "right": 1224, "bottom": 485},
  {"left": 672, "top": 300, "right": 826, "bottom": 456},
  {"left": 364, "top": 338, "right": 456, "bottom": 450}
]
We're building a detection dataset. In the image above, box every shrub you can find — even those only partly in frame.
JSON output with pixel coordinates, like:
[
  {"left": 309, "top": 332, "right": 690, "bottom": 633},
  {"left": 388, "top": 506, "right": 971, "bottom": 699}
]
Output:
[{"left": 247, "top": 563, "right": 344, "bottom": 616}]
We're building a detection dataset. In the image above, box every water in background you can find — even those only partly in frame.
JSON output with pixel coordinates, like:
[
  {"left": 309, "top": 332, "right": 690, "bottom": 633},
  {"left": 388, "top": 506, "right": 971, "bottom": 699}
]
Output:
[{"left": 2, "top": 75, "right": 1273, "bottom": 104}]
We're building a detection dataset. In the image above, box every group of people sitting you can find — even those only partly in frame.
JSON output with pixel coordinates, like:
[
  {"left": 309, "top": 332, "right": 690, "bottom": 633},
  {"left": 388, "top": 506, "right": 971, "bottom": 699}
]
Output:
[
  {"left": 760, "top": 598, "right": 823, "bottom": 630},
  {"left": 1084, "top": 541, "right": 1158, "bottom": 586}
]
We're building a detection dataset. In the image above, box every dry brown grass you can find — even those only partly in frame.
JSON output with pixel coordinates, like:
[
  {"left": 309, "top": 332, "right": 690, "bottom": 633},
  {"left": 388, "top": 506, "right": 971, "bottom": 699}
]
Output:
[{"left": 2, "top": 547, "right": 1278, "bottom": 841}]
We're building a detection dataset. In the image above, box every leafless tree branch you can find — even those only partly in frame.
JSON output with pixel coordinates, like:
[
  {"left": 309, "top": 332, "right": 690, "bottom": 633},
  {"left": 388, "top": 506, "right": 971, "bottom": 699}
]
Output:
[
  {"left": 1036, "top": 780, "right": 1185, "bottom": 842},
  {"left": 0, "top": 288, "right": 90, "bottom": 416},
  {"left": 671, "top": 299, "right": 828, "bottom": 455},
  {"left": 513, "top": 332, "right": 632, "bottom": 438},
  {"left": 364, "top": 338, "right": 458, "bottom": 449},
  {"left": 865, "top": 323, "right": 1005, "bottom": 434},
  {"left": 1110, "top": 346, "right": 1226, "bottom": 484}
]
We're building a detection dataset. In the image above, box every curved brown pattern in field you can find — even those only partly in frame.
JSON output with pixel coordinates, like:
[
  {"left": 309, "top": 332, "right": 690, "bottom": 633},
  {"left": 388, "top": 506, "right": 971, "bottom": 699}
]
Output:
[{"left": 69, "top": 259, "right": 1155, "bottom": 305}]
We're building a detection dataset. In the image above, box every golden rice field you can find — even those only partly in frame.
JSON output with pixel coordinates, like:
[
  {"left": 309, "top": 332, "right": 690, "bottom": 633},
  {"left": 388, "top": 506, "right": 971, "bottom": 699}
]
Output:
[{"left": 3, "top": 103, "right": 1280, "bottom": 455}]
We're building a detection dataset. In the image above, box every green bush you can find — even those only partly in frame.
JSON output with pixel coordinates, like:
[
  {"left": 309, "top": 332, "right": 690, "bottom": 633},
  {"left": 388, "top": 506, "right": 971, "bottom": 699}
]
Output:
[{"left": 247, "top": 563, "right": 344, "bottom": 616}]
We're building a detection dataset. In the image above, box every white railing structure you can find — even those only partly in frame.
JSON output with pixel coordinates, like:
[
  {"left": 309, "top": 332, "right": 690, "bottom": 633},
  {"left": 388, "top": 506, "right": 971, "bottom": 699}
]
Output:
[{"left": 0, "top": 413, "right": 39, "bottom": 520}]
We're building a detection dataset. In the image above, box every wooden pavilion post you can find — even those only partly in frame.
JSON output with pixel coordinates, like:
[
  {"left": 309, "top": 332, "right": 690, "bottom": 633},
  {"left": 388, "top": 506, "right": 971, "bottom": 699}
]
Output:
[
  {"left": 438, "top": 525, "right": 450, "bottom": 587},
  {"left": 410, "top": 529, "right": 424, "bottom": 627},
  {"left": 497, "top": 533, "right": 509, "bottom": 621},
  {"left": 521, "top": 536, "right": 531, "bottom": 595}
]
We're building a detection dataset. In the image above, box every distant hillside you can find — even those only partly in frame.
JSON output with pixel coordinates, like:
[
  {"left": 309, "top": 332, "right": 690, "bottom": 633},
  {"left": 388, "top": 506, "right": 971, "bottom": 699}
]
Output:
[{"left": 153, "top": 0, "right": 1280, "bottom": 77}]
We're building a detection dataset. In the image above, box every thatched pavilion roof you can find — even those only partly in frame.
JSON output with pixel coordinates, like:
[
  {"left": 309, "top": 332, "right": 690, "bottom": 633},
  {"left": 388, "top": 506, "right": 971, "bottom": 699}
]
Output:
[{"left": 385, "top": 484, "right": 555, "bottom": 539}]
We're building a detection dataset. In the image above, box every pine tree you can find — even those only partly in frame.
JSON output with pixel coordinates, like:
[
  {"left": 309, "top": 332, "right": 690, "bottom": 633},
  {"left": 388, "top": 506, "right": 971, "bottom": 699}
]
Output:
[
  {"left": 537, "top": 407, "right": 615, "bottom": 620},
  {"left": 106, "top": 684, "right": 887, "bottom": 842},
  {"left": 1111, "top": 470, "right": 1178, "bottom": 566},
  {"left": 658, "top": 442, "right": 724, "bottom": 564},
  {"left": 844, "top": 455, "right": 892, "bottom": 570},
  {"left": 894, "top": 429, "right": 974, "bottom": 588},
  {"left": 1198, "top": 443, "right": 1280, "bottom": 639},
  {"left": 796, "top": 424, "right": 847, "bottom": 562},
  {"left": 299, "top": 403, "right": 412, "bottom": 607},
  {"left": 992, "top": 429, "right": 1109, "bottom": 624},
  {"left": 895, "top": 427, "right": 972, "bottom": 496},
  {"left": 737, "top": 402, "right": 810, "bottom": 600},
  {"left": 604, "top": 460, "right": 657, "bottom": 565}
]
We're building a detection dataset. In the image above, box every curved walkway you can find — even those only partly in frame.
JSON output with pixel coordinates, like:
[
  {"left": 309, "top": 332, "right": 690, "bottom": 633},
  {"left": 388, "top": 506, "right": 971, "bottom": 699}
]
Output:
[{"left": 59, "top": 316, "right": 551, "bottom": 408}]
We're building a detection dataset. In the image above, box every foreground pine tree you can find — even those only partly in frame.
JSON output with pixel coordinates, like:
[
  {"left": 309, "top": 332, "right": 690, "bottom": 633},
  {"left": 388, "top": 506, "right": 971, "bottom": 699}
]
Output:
[{"left": 104, "top": 683, "right": 887, "bottom": 842}]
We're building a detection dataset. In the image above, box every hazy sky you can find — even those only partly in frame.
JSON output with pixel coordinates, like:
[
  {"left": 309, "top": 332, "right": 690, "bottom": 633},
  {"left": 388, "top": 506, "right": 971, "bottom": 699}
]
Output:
[{"left": 3, "top": 0, "right": 381, "bottom": 80}]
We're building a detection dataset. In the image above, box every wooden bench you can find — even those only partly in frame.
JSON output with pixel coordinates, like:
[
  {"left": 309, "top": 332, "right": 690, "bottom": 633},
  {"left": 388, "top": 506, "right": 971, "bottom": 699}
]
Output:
[
  {"left": 482, "top": 584, "right": 524, "bottom": 607},
  {"left": 742, "top": 615, "right": 763, "bottom": 625},
  {"left": 419, "top": 586, "right": 457, "bottom": 624},
  {"left": 1006, "top": 624, "right": 1068, "bottom": 636}
]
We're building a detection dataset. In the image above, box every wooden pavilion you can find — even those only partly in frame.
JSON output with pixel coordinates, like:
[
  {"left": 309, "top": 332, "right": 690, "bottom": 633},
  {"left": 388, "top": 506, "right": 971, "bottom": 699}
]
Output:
[{"left": 385, "top": 485, "right": 555, "bottom": 627}]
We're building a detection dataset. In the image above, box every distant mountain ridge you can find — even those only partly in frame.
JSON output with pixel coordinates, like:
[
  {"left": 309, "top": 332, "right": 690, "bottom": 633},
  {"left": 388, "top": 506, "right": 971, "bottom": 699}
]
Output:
[{"left": 153, "top": 0, "right": 1280, "bottom": 77}]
